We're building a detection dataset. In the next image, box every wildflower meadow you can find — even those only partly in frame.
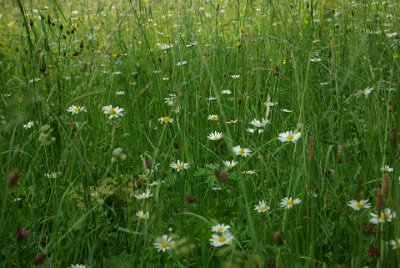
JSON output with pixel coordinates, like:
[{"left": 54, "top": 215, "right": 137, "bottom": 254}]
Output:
[{"left": 1, "top": 0, "right": 400, "bottom": 267}]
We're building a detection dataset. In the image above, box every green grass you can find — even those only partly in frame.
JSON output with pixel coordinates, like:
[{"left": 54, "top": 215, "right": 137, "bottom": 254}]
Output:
[{"left": 1, "top": 0, "right": 400, "bottom": 267}]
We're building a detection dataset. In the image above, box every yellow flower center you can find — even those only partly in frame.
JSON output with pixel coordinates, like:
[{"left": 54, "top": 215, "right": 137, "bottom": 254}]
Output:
[
  {"left": 217, "top": 227, "right": 223, "bottom": 232},
  {"left": 218, "top": 236, "right": 227, "bottom": 243},
  {"left": 74, "top": 107, "right": 81, "bottom": 112},
  {"left": 163, "top": 116, "right": 170, "bottom": 122},
  {"left": 355, "top": 203, "right": 364, "bottom": 209},
  {"left": 259, "top": 206, "right": 266, "bottom": 212},
  {"left": 176, "top": 163, "right": 183, "bottom": 169},
  {"left": 286, "top": 134, "right": 294, "bottom": 141},
  {"left": 108, "top": 108, "right": 117, "bottom": 115},
  {"left": 161, "top": 241, "right": 169, "bottom": 248},
  {"left": 379, "top": 212, "right": 386, "bottom": 222},
  {"left": 287, "top": 199, "right": 294, "bottom": 206},
  {"left": 238, "top": 149, "right": 245, "bottom": 155}
]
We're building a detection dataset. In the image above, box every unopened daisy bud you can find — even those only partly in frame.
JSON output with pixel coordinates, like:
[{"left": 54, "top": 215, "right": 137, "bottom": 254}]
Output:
[
  {"left": 7, "top": 168, "right": 20, "bottom": 188},
  {"left": 271, "top": 230, "right": 284, "bottom": 245},
  {"left": 33, "top": 252, "right": 47, "bottom": 265},
  {"left": 185, "top": 195, "right": 197, "bottom": 204},
  {"left": 382, "top": 174, "right": 389, "bottom": 199},
  {"left": 368, "top": 246, "right": 379, "bottom": 257},
  {"left": 145, "top": 159, "right": 153, "bottom": 170}
]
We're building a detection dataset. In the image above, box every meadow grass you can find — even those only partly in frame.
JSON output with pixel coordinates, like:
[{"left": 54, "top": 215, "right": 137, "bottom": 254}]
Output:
[{"left": 1, "top": 0, "right": 400, "bottom": 267}]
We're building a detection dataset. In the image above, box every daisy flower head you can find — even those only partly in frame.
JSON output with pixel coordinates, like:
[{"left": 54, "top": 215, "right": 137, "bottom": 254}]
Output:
[
  {"left": 136, "top": 210, "right": 150, "bottom": 220},
  {"left": 159, "top": 116, "right": 174, "bottom": 124},
  {"left": 67, "top": 105, "right": 87, "bottom": 115},
  {"left": 278, "top": 131, "right": 301, "bottom": 143},
  {"left": 370, "top": 208, "right": 396, "bottom": 224},
  {"left": 226, "top": 119, "right": 238, "bottom": 124},
  {"left": 208, "top": 114, "right": 219, "bottom": 121},
  {"left": 231, "top": 74, "right": 240, "bottom": 79},
  {"left": 356, "top": 86, "right": 373, "bottom": 99},
  {"left": 232, "top": 145, "right": 252, "bottom": 157},
  {"left": 186, "top": 41, "right": 198, "bottom": 47},
  {"left": 176, "top": 60, "right": 188, "bottom": 66},
  {"left": 69, "top": 264, "right": 86, "bottom": 268},
  {"left": 381, "top": 165, "right": 393, "bottom": 173},
  {"left": 254, "top": 200, "right": 270, "bottom": 213},
  {"left": 116, "top": 90, "right": 126, "bottom": 95},
  {"left": 164, "top": 95, "right": 176, "bottom": 106},
  {"left": 134, "top": 189, "right": 153, "bottom": 200},
  {"left": 158, "top": 43, "right": 174, "bottom": 51},
  {"left": 170, "top": 160, "right": 190, "bottom": 172},
  {"left": 223, "top": 160, "right": 238, "bottom": 169},
  {"left": 102, "top": 105, "right": 124, "bottom": 119},
  {"left": 348, "top": 199, "right": 371, "bottom": 211},
  {"left": 390, "top": 239, "right": 400, "bottom": 250},
  {"left": 207, "top": 131, "right": 223, "bottom": 141},
  {"left": 242, "top": 170, "right": 256, "bottom": 175},
  {"left": 154, "top": 235, "right": 175, "bottom": 252},
  {"left": 209, "top": 232, "right": 234, "bottom": 247},
  {"left": 280, "top": 197, "right": 302, "bottom": 209},
  {"left": 211, "top": 223, "right": 231, "bottom": 233},
  {"left": 23, "top": 121, "right": 35, "bottom": 129},
  {"left": 221, "top": 89, "right": 232, "bottom": 95},
  {"left": 265, "top": 101, "right": 278, "bottom": 107},
  {"left": 249, "top": 128, "right": 264, "bottom": 134},
  {"left": 250, "top": 118, "right": 269, "bottom": 128}
]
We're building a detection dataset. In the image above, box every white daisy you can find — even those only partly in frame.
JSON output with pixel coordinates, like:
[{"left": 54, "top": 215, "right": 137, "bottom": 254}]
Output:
[
  {"left": 69, "top": 264, "right": 86, "bottom": 268},
  {"left": 278, "top": 131, "right": 301, "bottom": 143},
  {"left": 170, "top": 160, "right": 190, "bottom": 172},
  {"left": 136, "top": 210, "right": 150, "bottom": 220},
  {"left": 254, "top": 200, "right": 270, "bottom": 213},
  {"left": 211, "top": 224, "right": 231, "bottom": 233},
  {"left": 249, "top": 118, "right": 269, "bottom": 128},
  {"left": 390, "top": 239, "right": 400, "bottom": 250},
  {"left": 381, "top": 165, "right": 394, "bottom": 173},
  {"left": 134, "top": 189, "right": 153, "bottom": 200},
  {"left": 154, "top": 235, "right": 175, "bottom": 252},
  {"left": 23, "top": 121, "right": 35, "bottom": 129},
  {"left": 356, "top": 87, "right": 373, "bottom": 99},
  {"left": 280, "top": 197, "right": 302, "bottom": 209},
  {"left": 158, "top": 116, "right": 174, "bottom": 124},
  {"left": 226, "top": 119, "right": 238, "bottom": 124},
  {"left": 176, "top": 60, "right": 188, "bottom": 66},
  {"left": 209, "top": 232, "right": 234, "bottom": 247},
  {"left": 67, "top": 105, "right": 87, "bottom": 115},
  {"left": 208, "top": 114, "right": 219, "bottom": 121},
  {"left": 102, "top": 105, "right": 124, "bottom": 119},
  {"left": 223, "top": 160, "right": 238, "bottom": 169},
  {"left": 232, "top": 145, "right": 252, "bottom": 157},
  {"left": 207, "top": 131, "right": 223, "bottom": 141},
  {"left": 370, "top": 208, "right": 396, "bottom": 224},
  {"left": 348, "top": 199, "right": 371, "bottom": 211}
]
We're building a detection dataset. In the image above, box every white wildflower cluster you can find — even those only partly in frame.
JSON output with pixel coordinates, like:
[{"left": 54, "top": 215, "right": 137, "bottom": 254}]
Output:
[{"left": 209, "top": 224, "right": 234, "bottom": 247}]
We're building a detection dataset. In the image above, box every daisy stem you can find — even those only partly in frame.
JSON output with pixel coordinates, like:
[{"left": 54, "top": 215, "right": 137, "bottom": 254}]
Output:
[{"left": 277, "top": 142, "right": 299, "bottom": 264}]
